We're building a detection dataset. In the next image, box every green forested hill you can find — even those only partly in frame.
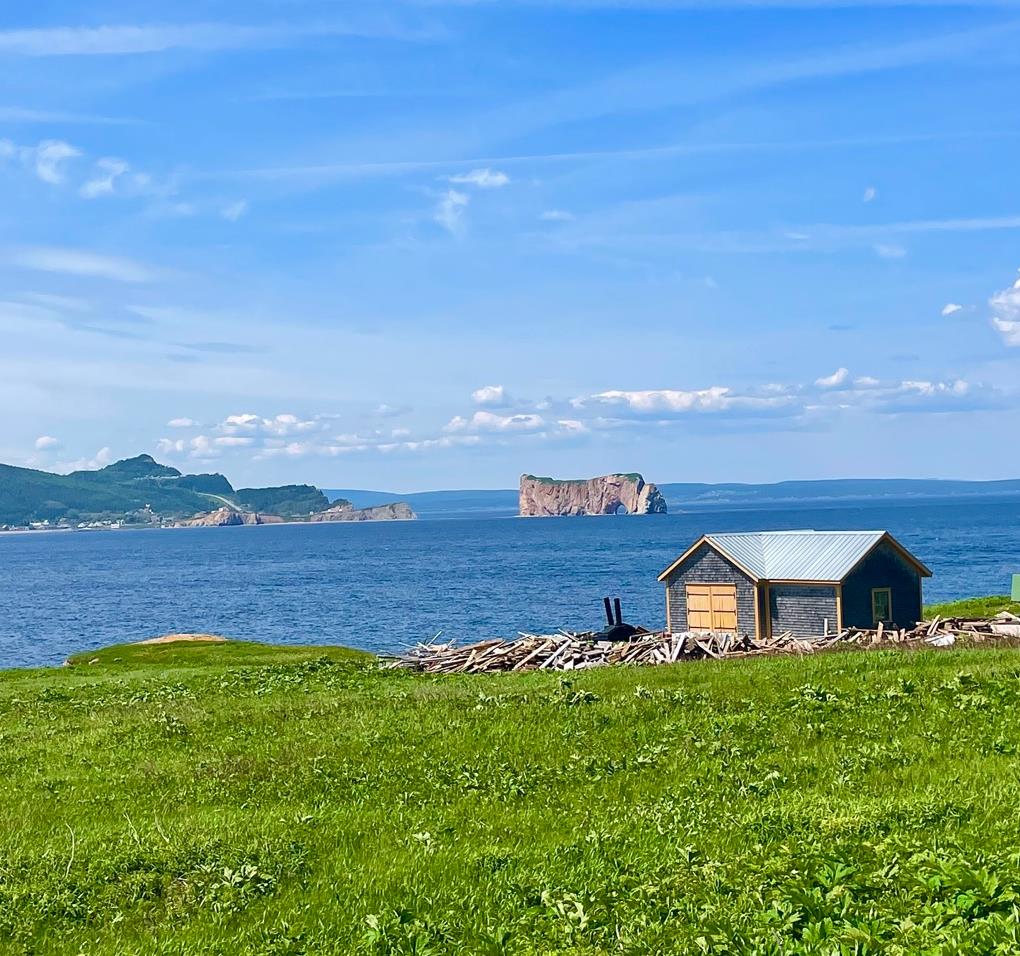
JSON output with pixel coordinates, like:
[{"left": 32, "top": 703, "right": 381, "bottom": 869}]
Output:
[
  {"left": 0, "top": 455, "right": 331, "bottom": 526},
  {"left": 234, "top": 484, "right": 330, "bottom": 517}
]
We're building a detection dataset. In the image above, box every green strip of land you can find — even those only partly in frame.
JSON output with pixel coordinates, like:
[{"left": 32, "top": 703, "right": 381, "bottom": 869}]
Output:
[{"left": 3, "top": 599, "right": 1020, "bottom": 953}]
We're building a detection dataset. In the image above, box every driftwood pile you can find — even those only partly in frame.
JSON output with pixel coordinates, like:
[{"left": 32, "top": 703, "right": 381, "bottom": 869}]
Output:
[{"left": 385, "top": 612, "right": 1020, "bottom": 675}]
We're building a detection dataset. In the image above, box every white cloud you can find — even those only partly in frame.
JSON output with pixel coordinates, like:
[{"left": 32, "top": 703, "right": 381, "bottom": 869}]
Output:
[
  {"left": 556, "top": 419, "right": 588, "bottom": 434},
  {"left": 374, "top": 403, "right": 411, "bottom": 418},
  {"left": 471, "top": 384, "right": 508, "bottom": 406},
  {"left": 540, "top": 209, "right": 574, "bottom": 222},
  {"left": 33, "top": 140, "right": 82, "bottom": 184},
  {"left": 79, "top": 157, "right": 131, "bottom": 198},
  {"left": 580, "top": 387, "right": 735, "bottom": 414},
  {"left": 34, "top": 435, "right": 60, "bottom": 450},
  {"left": 813, "top": 375, "right": 995, "bottom": 415},
  {"left": 448, "top": 168, "right": 509, "bottom": 189},
  {"left": 863, "top": 186, "right": 877, "bottom": 203},
  {"left": 221, "top": 200, "right": 249, "bottom": 221},
  {"left": 167, "top": 417, "right": 196, "bottom": 428},
  {"left": 53, "top": 447, "right": 112, "bottom": 473},
  {"left": 874, "top": 243, "right": 907, "bottom": 260},
  {"left": 990, "top": 270, "right": 1020, "bottom": 347},
  {"left": 444, "top": 411, "right": 545, "bottom": 433},
  {"left": 188, "top": 435, "right": 219, "bottom": 459},
  {"left": 12, "top": 246, "right": 158, "bottom": 282},
  {"left": 815, "top": 368, "right": 850, "bottom": 388},
  {"left": 1, "top": 138, "right": 81, "bottom": 184},
  {"left": 434, "top": 189, "right": 469, "bottom": 235},
  {"left": 156, "top": 438, "right": 186, "bottom": 455},
  {"left": 941, "top": 302, "right": 964, "bottom": 317},
  {"left": 221, "top": 412, "right": 325, "bottom": 437}
]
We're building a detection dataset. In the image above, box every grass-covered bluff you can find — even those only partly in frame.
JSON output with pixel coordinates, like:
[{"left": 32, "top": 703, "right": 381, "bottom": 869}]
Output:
[{"left": 4, "top": 602, "right": 1020, "bottom": 953}]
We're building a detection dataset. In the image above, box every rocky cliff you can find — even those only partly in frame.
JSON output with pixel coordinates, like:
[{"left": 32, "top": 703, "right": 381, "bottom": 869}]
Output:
[
  {"left": 519, "top": 474, "right": 667, "bottom": 516},
  {"left": 176, "top": 508, "right": 284, "bottom": 528},
  {"left": 307, "top": 501, "right": 416, "bottom": 522}
]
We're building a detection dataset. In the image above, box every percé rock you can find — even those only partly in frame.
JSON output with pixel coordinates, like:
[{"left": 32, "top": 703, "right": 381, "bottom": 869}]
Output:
[
  {"left": 519, "top": 474, "right": 667, "bottom": 517},
  {"left": 307, "top": 501, "right": 417, "bottom": 522},
  {"left": 177, "top": 508, "right": 281, "bottom": 528}
]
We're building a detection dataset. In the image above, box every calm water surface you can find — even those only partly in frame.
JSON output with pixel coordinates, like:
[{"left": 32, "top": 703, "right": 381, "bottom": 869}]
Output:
[{"left": 1, "top": 498, "right": 1018, "bottom": 668}]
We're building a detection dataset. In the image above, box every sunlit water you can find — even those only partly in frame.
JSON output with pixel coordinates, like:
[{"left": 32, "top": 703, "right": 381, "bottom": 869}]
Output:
[{"left": 1, "top": 497, "right": 1018, "bottom": 668}]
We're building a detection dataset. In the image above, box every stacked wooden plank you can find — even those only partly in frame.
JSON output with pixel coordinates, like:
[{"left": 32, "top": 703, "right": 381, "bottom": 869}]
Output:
[{"left": 385, "top": 612, "right": 1020, "bottom": 674}]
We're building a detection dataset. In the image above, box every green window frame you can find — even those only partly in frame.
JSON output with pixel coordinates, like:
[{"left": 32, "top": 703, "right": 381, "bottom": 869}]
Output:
[{"left": 872, "top": 587, "right": 892, "bottom": 625}]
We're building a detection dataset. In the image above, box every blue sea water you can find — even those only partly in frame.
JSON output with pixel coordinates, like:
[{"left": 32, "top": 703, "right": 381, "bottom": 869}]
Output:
[{"left": 1, "top": 497, "right": 1018, "bottom": 670}]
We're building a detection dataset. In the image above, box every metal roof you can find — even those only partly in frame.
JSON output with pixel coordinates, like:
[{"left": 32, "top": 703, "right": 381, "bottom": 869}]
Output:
[{"left": 659, "top": 530, "right": 931, "bottom": 583}]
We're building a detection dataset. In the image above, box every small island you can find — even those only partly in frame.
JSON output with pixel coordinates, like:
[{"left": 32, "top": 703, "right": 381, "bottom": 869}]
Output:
[{"left": 519, "top": 473, "right": 667, "bottom": 516}]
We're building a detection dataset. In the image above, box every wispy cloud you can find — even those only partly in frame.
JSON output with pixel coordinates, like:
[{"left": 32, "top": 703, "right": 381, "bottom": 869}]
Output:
[
  {"left": 448, "top": 168, "right": 510, "bottom": 188},
  {"left": 873, "top": 243, "right": 907, "bottom": 259},
  {"left": 0, "top": 138, "right": 81, "bottom": 184},
  {"left": 0, "top": 106, "right": 140, "bottom": 125},
  {"left": 990, "top": 269, "right": 1020, "bottom": 347},
  {"left": 11, "top": 247, "right": 160, "bottom": 283},
  {"left": 434, "top": 189, "right": 469, "bottom": 234},
  {"left": 815, "top": 368, "right": 849, "bottom": 388},
  {"left": 942, "top": 303, "right": 964, "bottom": 316},
  {"left": 574, "top": 386, "right": 793, "bottom": 417},
  {"left": 80, "top": 158, "right": 131, "bottom": 198},
  {"left": 445, "top": 410, "right": 546, "bottom": 433},
  {"left": 221, "top": 200, "right": 249, "bottom": 221},
  {"left": 0, "top": 20, "right": 435, "bottom": 57}
]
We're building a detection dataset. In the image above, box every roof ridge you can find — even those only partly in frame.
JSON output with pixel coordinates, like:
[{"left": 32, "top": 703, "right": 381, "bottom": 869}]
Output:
[{"left": 708, "top": 529, "right": 886, "bottom": 536}]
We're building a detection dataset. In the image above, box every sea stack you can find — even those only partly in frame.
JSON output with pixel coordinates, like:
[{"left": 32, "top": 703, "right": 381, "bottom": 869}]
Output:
[{"left": 519, "top": 474, "right": 667, "bottom": 516}]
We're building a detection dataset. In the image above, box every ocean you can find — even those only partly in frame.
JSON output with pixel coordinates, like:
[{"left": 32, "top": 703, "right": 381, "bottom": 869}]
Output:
[{"left": 1, "top": 497, "right": 1018, "bottom": 669}]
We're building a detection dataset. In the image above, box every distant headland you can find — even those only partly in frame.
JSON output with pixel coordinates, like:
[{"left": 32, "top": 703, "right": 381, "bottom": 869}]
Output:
[{"left": 0, "top": 455, "right": 415, "bottom": 531}]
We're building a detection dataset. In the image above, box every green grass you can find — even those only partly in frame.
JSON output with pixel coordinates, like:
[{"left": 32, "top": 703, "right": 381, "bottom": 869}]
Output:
[
  {"left": 6, "top": 639, "right": 1020, "bottom": 954},
  {"left": 924, "top": 594, "right": 1020, "bottom": 619}
]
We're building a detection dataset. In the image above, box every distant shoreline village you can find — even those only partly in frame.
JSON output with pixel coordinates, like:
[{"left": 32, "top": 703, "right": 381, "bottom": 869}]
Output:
[{"left": 0, "top": 455, "right": 415, "bottom": 533}]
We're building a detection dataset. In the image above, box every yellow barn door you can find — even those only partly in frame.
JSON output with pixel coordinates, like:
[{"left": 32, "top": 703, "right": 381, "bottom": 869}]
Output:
[{"left": 686, "top": 584, "right": 737, "bottom": 632}]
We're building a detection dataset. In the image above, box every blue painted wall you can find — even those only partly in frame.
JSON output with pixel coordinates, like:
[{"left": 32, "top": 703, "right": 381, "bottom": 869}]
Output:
[{"left": 842, "top": 541, "right": 923, "bottom": 629}]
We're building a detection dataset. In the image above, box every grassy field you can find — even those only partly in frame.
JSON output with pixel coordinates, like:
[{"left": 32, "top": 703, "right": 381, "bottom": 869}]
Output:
[
  {"left": 925, "top": 593, "right": 1020, "bottom": 620},
  {"left": 4, "top": 612, "right": 1020, "bottom": 953}
]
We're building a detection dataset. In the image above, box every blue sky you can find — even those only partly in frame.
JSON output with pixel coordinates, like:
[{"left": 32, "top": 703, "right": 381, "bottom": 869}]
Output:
[{"left": 2, "top": 0, "right": 1019, "bottom": 490}]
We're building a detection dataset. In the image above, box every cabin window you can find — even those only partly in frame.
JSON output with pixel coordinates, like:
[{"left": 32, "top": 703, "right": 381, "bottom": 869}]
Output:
[{"left": 872, "top": 588, "right": 892, "bottom": 624}]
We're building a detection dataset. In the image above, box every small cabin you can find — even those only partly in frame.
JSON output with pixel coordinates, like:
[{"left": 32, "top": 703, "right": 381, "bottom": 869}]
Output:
[{"left": 658, "top": 530, "right": 932, "bottom": 640}]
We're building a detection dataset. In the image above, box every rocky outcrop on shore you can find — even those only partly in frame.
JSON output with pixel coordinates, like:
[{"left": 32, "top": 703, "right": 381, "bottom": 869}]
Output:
[
  {"left": 176, "top": 508, "right": 283, "bottom": 528},
  {"left": 519, "top": 474, "right": 667, "bottom": 516},
  {"left": 307, "top": 501, "right": 416, "bottom": 522}
]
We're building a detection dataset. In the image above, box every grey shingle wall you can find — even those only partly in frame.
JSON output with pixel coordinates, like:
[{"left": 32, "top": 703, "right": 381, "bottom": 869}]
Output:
[
  {"left": 664, "top": 543, "right": 757, "bottom": 637},
  {"left": 768, "top": 584, "right": 838, "bottom": 638}
]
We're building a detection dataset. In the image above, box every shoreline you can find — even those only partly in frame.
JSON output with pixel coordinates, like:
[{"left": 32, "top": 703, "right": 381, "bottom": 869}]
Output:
[{"left": 0, "top": 515, "right": 420, "bottom": 536}]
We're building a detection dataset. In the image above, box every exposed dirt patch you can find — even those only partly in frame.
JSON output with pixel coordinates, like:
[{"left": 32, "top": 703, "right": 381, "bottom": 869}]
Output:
[{"left": 134, "top": 633, "right": 229, "bottom": 645}]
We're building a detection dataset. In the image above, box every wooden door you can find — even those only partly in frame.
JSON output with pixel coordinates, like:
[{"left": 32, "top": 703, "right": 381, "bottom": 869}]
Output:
[{"left": 686, "top": 584, "right": 737, "bottom": 632}]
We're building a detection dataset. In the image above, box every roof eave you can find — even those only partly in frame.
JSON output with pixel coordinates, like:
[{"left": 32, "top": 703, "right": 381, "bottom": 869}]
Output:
[
  {"left": 841, "top": 531, "right": 933, "bottom": 580},
  {"left": 658, "top": 535, "right": 762, "bottom": 583}
]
